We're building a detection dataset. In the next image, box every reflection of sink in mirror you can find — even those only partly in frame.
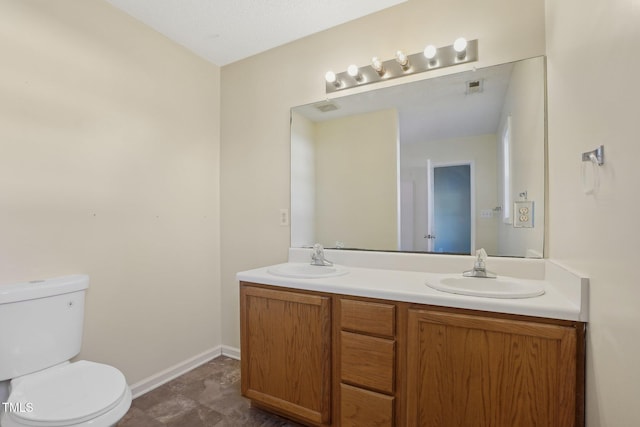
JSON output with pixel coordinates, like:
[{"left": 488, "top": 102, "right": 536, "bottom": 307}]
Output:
[
  {"left": 426, "top": 276, "right": 545, "bottom": 299},
  {"left": 268, "top": 263, "right": 349, "bottom": 279}
]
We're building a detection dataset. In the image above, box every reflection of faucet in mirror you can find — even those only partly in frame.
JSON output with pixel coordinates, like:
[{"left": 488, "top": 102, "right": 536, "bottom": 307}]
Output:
[
  {"left": 311, "top": 243, "right": 334, "bottom": 266},
  {"left": 463, "top": 248, "right": 497, "bottom": 278}
]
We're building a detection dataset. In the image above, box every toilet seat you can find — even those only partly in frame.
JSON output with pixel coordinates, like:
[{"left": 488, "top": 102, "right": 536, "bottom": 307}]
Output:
[{"left": 4, "top": 361, "right": 130, "bottom": 427}]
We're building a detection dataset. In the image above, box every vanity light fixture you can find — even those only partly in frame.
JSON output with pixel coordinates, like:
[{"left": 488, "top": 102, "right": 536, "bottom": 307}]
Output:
[{"left": 325, "top": 38, "right": 478, "bottom": 93}]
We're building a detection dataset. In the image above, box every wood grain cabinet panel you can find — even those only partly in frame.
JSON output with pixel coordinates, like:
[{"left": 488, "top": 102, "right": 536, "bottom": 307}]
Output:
[
  {"left": 340, "top": 384, "right": 394, "bottom": 427},
  {"left": 406, "top": 309, "right": 580, "bottom": 427},
  {"left": 340, "top": 331, "right": 395, "bottom": 394},
  {"left": 240, "top": 283, "right": 585, "bottom": 427},
  {"left": 240, "top": 284, "right": 332, "bottom": 426},
  {"left": 340, "top": 299, "right": 395, "bottom": 337}
]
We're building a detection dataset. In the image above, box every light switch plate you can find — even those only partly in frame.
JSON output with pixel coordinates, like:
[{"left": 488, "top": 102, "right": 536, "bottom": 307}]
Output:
[
  {"left": 513, "top": 201, "right": 534, "bottom": 228},
  {"left": 279, "top": 209, "right": 289, "bottom": 226},
  {"left": 480, "top": 209, "right": 493, "bottom": 218}
]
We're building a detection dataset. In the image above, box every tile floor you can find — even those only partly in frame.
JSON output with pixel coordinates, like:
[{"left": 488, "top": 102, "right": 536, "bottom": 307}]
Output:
[{"left": 117, "top": 356, "right": 303, "bottom": 427}]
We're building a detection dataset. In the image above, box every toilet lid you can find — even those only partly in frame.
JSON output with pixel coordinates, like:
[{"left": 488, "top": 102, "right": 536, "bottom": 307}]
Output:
[{"left": 8, "top": 360, "right": 128, "bottom": 427}]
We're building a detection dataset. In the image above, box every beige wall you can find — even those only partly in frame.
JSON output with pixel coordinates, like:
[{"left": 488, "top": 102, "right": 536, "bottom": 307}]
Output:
[
  {"left": 545, "top": 0, "right": 640, "bottom": 425},
  {"left": 221, "top": 0, "right": 546, "bottom": 349},
  {"left": 315, "top": 109, "right": 398, "bottom": 250},
  {"left": 292, "top": 108, "right": 399, "bottom": 251},
  {"left": 0, "top": 0, "right": 221, "bottom": 385}
]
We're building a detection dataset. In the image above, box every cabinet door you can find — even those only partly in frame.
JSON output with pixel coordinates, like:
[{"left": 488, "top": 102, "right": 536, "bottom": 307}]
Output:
[
  {"left": 407, "top": 309, "right": 578, "bottom": 427},
  {"left": 240, "top": 285, "right": 332, "bottom": 426}
]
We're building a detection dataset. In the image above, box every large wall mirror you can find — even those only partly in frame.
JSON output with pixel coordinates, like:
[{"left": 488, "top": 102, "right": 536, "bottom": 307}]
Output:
[{"left": 291, "top": 56, "right": 545, "bottom": 258}]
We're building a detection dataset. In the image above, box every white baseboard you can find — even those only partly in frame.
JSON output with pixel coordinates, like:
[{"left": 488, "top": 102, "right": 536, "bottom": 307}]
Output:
[
  {"left": 221, "top": 345, "right": 240, "bottom": 360},
  {"left": 128, "top": 345, "right": 242, "bottom": 399},
  {"left": 129, "top": 346, "right": 222, "bottom": 399}
]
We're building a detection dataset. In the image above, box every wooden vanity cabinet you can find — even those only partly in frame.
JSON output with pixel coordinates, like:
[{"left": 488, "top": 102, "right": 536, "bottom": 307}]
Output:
[
  {"left": 240, "top": 282, "right": 585, "bottom": 427},
  {"left": 240, "top": 284, "right": 332, "bottom": 426},
  {"left": 406, "top": 307, "right": 586, "bottom": 427}
]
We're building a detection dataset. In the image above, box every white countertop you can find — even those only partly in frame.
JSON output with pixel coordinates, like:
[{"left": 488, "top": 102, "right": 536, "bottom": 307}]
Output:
[{"left": 237, "top": 261, "right": 586, "bottom": 322}]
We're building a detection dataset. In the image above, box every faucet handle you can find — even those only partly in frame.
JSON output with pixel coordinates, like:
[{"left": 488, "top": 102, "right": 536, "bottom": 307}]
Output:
[
  {"left": 474, "top": 248, "right": 488, "bottom": 270},
  {"left": 464, "top": 248, "right": 496, "bottom": 278},
  {"left": 311, "top": 243, "right": 333, "bottom": 266}
]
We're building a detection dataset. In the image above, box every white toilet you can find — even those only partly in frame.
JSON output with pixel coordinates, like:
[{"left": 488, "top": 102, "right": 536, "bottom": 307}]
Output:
[{"left": 0, "top": 275, "right": 132, "bottom": 427}]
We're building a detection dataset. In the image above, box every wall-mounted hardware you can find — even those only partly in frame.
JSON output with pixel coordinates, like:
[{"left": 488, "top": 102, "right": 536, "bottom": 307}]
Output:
[
  {"left": 466, "top": 79, "right": 484, "bottom": 95},
  {"left": 513, "top": 201, "right": 534, "bottom": 228},
  {"left": 582, "top": 145, "right": 604, "bottom": 166},
  {"left": 581, "top": 145, "right": 604, "bottom": 194},
  {"left": 324, "top": 38, "right": 479, "bottom": 93}
]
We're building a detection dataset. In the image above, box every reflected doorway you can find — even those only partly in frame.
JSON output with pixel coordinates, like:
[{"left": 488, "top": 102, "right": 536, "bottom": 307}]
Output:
[{"left": 427, "top": 161, "right": 474, "bottom": 254}]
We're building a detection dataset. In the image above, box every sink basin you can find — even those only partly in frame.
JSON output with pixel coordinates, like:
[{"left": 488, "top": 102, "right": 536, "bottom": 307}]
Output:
[
  {"left": 268, "top": 263, "right": 349, "bottom": 279},
  {"left": 426, "top": 276, "right": 545, "bottom": 299}
]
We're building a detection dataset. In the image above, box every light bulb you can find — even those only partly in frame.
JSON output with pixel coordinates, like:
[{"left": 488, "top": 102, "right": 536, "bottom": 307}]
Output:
[
  {"left": 371, "top": 57, "right": 385, "bottom": 76},
  {"left": 324, "top": 71, "right": 336, "bottom": 83},
  {"left": 395, "top": 50, "right": 408, "bottom": 66},
  {"left": 395, "top": 50, "right": 410, "bottom": 71},
  {"left": 324, "top": 70, "right": 341, "bottom": 88},
  {"left": 454, "top": 37, "right": 467, "bottom": 60},
  {"left": 347, "top": 64, "right": 363, "bottom": 83},
  {"left": 453, "top": 37, "right": 467, "bottom": 52},
  {"left": 423, "top": 45, "right": 437, "bottom": 59}
]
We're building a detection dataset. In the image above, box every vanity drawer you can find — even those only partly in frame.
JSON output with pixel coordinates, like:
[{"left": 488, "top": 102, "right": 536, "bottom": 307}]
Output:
[
  {"left": 340, "top": 383, "right": 394, "bottom": 427},
  {"left": 340, "top": 299, "right": 396, "bottom": 338},
  {"left": 340, "top": 331, "right": 395, "bottom": 394}
]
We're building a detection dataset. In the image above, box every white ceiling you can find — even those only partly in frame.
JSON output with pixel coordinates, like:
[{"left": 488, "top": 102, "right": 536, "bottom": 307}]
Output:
[{"left": 104, "top": 0, "right": 407, "bottom": 66}]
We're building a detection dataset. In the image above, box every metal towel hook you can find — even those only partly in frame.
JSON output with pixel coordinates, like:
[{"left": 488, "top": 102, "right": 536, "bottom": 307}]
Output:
[
  {"left": 582, "top": 145, "right": 604, "bottom": 166},
  {"left": 581, "top": 145, "right": 604, "bottom": 195}
]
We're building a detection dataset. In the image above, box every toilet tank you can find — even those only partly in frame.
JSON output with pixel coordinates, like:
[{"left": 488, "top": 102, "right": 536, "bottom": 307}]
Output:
[{"left": 0, "top": 275, "right": 89, "bottom": 381}]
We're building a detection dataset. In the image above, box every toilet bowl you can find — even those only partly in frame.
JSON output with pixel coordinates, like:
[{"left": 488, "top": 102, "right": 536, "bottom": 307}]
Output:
[
  {"left": 1, "top": 361, "right": 131, "bottom": 427},
  {"left": 0, "top": 275, "right": 132, "bottom": 427}
]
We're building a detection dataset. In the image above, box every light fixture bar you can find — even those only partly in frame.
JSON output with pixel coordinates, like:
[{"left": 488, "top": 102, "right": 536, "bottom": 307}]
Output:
[{"left": 325, "top": 39, "right": 478, "bottom": 93}]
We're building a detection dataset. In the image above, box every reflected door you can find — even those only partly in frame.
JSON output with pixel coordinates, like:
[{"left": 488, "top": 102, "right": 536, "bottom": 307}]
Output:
[{"left": 427, "top": 163, "right": 472, "bottom": 254}]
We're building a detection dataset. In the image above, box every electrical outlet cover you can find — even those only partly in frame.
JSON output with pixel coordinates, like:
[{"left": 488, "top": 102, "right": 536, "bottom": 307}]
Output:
[{"left": 513, "top": 201, "right": 534, "bottom": 228}]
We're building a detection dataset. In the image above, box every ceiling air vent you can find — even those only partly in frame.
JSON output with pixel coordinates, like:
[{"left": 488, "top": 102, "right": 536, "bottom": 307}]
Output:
[
  {"left": 313, "top": 100, "right": 339, "bottom": 113},
  {"left": 466, "top": 79, "right": 484, "bottom": 95}
]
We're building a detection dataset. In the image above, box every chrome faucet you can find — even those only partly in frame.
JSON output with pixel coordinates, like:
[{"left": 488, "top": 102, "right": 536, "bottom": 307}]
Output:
[
  {"left": 463, "top": 248, "right": 496, "bottom": 278},
  {"left": 311, "top": 243, "right": 333, "bottom": 266}
]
